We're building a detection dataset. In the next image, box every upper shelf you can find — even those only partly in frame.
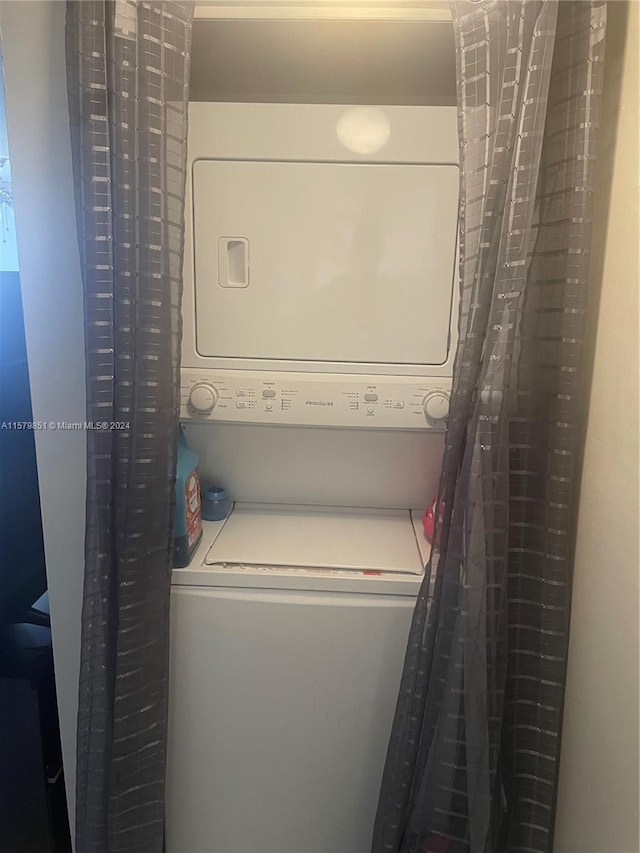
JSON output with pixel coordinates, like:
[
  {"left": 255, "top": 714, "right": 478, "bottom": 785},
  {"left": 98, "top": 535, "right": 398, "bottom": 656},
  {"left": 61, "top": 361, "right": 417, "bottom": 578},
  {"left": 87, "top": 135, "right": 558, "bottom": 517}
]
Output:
[
  {"left": 194, "top": 0, "right": 452, "bottom": 22},
  {"left": 190, "top": 18, "right": 456, "bottom": 105}
]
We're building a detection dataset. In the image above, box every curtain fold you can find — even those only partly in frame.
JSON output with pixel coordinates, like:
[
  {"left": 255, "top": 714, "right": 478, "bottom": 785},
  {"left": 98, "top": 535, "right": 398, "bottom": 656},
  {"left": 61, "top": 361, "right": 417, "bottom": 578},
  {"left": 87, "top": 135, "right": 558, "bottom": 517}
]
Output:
[
  {"left": 372, "top": 3, "right": 606, "bottom": 852},
  {"left": 65, "top": 2, "right": 194, "bottom": 850}
]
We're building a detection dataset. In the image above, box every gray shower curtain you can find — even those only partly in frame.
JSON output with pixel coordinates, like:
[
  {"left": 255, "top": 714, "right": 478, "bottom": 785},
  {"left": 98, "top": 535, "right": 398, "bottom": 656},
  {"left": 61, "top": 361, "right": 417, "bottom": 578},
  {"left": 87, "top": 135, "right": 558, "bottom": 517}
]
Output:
[
  {"left": 66, "top": 2, "right": 194, "bottom": 850},
  {"left": 373, "top": 2, "right": 606, "bottom": 852}
]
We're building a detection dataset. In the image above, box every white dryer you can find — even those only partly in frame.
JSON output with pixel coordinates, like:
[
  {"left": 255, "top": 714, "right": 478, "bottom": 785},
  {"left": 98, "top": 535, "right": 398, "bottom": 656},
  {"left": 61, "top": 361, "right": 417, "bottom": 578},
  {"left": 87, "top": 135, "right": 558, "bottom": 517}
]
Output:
[
  {"left": 166, "top": 504, "right": 431, "bottom": 853},
  {"left": 179, "top": 99, "right": 459, "bottom": 510}
]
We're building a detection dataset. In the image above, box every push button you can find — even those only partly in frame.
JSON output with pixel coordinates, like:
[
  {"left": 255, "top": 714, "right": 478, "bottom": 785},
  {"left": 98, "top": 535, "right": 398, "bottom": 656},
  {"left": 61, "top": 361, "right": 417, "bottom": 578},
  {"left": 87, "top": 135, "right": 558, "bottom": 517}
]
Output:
[
  {"left": 364, "top": 393, "right": 378, "bottom": 402},
  {"left": 262, "top": 390, "right": 276, "bottom": 398}
]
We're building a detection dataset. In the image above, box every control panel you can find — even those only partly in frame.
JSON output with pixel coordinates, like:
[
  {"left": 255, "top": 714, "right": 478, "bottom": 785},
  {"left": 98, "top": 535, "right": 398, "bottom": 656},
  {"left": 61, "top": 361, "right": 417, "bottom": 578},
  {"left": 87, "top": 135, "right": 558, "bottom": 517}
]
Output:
[{"left": 180, "top": 370, "right": 451, "bottom": 430}]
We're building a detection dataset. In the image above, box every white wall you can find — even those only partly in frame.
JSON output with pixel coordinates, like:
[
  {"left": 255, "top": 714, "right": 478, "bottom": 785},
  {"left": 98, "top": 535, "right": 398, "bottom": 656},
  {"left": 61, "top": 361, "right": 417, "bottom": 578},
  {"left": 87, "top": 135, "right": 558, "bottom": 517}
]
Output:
[
  {"left": 0, "top": 0, "right": 86, "bottom": 837},
  {"left": 554, "top": 3, "right": 639, "bottom": 851}
]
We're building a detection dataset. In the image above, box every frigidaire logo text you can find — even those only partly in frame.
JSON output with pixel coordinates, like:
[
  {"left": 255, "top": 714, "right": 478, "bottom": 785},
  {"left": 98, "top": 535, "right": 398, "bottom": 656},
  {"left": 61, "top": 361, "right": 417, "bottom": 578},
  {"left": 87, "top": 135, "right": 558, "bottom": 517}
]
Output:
[{"left": 305, "top": 400, "right": 334, "bottom": 407}]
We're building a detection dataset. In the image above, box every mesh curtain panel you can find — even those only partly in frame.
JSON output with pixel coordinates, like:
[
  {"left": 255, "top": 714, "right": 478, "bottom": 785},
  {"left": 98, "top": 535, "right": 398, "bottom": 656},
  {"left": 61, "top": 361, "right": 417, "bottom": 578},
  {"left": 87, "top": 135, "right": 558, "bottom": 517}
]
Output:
[
  {"left": 66, "top": 2, "right": 194, "bottom": 850},
  {"left": 373, "top": 3, "right": 606, "bottom": 853}
]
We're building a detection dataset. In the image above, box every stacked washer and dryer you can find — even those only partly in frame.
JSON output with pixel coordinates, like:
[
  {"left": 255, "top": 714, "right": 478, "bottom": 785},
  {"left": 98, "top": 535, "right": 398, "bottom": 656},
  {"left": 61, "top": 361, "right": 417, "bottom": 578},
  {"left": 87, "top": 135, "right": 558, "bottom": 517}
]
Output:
[{"left": 166, "top": 16, "right": 459, "bottom": 853}]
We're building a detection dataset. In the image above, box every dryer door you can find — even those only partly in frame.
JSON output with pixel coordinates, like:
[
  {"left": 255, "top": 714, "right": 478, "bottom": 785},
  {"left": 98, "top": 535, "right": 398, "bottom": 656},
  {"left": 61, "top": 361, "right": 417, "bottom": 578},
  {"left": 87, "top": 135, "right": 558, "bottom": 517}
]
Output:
[{"left": 193, "top": 159, "right": 459, "bottom": 368}]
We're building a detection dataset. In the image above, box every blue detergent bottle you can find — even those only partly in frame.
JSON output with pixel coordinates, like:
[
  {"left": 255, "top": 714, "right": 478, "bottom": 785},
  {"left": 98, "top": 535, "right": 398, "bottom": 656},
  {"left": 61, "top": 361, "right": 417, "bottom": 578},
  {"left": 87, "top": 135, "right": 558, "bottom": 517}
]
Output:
[{"left": 173, "top": 427, "right": 203, "bottom": 568}]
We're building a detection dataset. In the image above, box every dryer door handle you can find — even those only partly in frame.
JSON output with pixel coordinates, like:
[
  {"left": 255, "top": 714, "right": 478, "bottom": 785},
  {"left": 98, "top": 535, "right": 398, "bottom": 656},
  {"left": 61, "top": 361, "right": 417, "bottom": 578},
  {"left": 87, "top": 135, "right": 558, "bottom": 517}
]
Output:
[{"left": 218, "top": 237, "right": 249, "bottom": 288}]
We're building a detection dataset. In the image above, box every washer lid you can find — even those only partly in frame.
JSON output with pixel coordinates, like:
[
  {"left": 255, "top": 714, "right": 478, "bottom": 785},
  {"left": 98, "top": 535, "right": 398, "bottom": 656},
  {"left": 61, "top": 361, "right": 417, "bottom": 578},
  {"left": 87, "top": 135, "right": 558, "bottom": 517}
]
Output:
[{"left": 204, "top": 503, "right": 425, "bottom": 575}]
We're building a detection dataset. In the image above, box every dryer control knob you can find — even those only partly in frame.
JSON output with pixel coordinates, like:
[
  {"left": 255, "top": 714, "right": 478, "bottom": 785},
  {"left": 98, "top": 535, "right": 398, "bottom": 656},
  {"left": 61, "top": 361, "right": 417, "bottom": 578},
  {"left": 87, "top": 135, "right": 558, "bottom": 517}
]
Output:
[
  {"left": 423, "top": 392, "right": 450, "bottom": 423},
  {"left": 189, "top": 383, "right": 218, "bottom": 414}
]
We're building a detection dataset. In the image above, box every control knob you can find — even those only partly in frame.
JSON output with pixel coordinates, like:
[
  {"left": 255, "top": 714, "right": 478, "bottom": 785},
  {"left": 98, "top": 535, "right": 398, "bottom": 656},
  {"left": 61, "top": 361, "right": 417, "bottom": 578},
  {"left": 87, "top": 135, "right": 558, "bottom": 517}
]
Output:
[
  {"left": 188, "top": 383, "right": 218, "bottom": 414},
  {"left": 423, "top": 392, "right": 450, "bottom": 423}
]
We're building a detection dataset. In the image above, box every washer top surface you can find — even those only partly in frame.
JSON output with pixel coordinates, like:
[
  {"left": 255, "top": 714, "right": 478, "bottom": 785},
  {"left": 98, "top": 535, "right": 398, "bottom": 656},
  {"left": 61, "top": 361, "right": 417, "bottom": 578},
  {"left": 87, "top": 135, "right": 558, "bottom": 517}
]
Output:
[{"left": 172, "top": 503, "right": 432, "bottom": 595}]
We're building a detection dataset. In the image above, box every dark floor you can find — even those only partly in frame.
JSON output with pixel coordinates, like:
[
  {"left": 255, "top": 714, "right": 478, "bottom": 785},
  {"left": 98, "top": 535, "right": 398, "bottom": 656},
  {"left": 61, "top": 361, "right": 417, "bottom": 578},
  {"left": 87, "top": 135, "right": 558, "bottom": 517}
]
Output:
[{"left": 0, "top": 634, "right": 72, "bottom": 853}]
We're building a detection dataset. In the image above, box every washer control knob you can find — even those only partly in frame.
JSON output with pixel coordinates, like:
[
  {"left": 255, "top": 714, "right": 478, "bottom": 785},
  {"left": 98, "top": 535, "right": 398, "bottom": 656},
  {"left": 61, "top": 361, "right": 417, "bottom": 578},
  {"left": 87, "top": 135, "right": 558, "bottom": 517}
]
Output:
[
  {"left": 188, "top": 383, "right": 218, "bottom": 414},
  {"left": 423, "top": 392, "right": 450, "bottom": 423}
]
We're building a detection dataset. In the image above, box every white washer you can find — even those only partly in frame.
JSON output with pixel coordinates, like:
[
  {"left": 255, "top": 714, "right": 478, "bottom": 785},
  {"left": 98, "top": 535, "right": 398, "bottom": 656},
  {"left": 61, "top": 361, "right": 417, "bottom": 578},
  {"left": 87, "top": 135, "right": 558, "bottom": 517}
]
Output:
[{"left": 166, "top": 504, "right": 431, "bottom": 853}]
